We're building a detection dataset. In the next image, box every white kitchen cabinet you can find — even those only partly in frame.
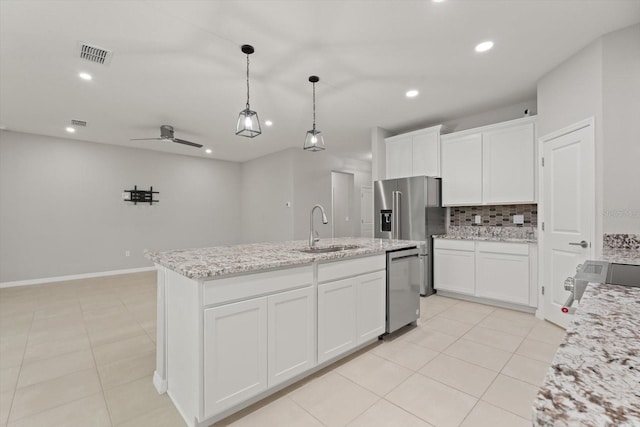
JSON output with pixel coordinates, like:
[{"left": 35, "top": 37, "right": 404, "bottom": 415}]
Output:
[
  {"left": 476, "top": 242, "right": 530, "bottom": 305},
  {"left": 433, "top": 239, "right": 476, "bottom": 295},
  {"left": 267, "top": 286, "right": 315, "bottom": 387},
  {"left": 434, "top": 238, "right": 536, "bottom": 308},
  {"left": 355, "top": 270, "right": 386, "bottom": 344},
  {"left": 385, "top": 135, "right": 413, "bottom": 179},
  {"left": 441, "top": 116, "right": 536, "bottom": 206},
  {"left": 441, "top": 133, "right": 483, "bottom": 206},
  {"left": 412, "top": 131, "right": 440, "bottom": 177},
  {"left": 317, "top": 277, "right": 357, "bottom": 364},
  {"left": 385, "top": 125, "right": 444, "bottom": 179},
  {"left": 204, "top": 297, "right": 268, "bottom": 416},
  {"left": 482, "top": 122, "right": 535, "bottom": 204}
]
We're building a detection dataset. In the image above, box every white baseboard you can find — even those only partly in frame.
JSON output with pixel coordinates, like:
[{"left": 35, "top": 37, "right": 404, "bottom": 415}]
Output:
[
  {"left": 153, "top": 370, "right": 168, "bottom": 394},
  {"left": 0, "top": 266, "right": 156, "bottom": 289}
]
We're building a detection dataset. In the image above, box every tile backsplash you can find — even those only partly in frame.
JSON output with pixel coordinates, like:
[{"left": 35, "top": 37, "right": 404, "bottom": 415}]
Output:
[{"left": 449, "top": 204, "right": 537, "bottom": 227}]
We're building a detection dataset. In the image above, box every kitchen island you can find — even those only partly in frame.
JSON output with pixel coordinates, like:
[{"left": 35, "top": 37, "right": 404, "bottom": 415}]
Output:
[
  {"left": 147, "top": 237, "right": 420, "bottom": 427},
  {"left": 532, "top": 281, "right": 640, "bottom": 426}
]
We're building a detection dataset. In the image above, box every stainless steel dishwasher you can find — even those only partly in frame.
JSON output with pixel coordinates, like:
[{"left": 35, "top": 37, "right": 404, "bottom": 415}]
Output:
[{"left": 386, "top": 247, "right": 420, "bottom": 334}]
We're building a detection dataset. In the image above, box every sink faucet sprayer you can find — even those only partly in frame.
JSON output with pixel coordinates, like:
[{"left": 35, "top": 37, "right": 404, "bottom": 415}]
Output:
[{"left": 309, "top": 204, "right": 328, "bottom": 247}]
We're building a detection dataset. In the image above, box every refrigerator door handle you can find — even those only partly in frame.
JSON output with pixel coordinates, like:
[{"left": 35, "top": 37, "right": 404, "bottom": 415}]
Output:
[{"left": 392, "top": 191, "right": 401, "bottom": 240}]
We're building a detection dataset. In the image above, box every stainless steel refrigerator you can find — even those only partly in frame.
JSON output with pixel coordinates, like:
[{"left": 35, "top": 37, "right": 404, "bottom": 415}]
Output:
[{"left": 374, "top": 176, "right": 446, "bottom": 296}]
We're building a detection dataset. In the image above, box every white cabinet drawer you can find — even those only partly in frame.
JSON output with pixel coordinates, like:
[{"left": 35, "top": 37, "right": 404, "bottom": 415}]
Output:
[
  {"left": 433, "top": 238, "right": 475, "bottom": 251},
  {"left": 204, "top": 266, "right": 313, "bottom": 306},
  {"left": 477, "top": 241, "right": 529, "bottom": 255},
  {"left": 318, "top": 255, "right": 385, "bottom": 283}
]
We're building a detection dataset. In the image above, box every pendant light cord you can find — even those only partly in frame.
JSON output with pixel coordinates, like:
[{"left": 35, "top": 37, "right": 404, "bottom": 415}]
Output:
[
  {"left": 245, "top": 54, "right": 251, "bottom": 110},
  {"left": 312, "top": 82, "right": 316, "bottom": 131}
]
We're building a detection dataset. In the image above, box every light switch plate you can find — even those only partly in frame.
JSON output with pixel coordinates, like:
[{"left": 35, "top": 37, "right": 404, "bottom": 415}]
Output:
[
  {"left": 474, "top": 215, "right": 482, "bottom": 224},
  {"left": 513, "top": 215, "right": 524, "bottom": 224}
]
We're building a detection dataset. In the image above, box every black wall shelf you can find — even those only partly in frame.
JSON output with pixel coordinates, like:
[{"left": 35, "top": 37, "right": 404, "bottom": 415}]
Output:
[{"left": 124, "top": 185, "right": 159, "bottom": 205}]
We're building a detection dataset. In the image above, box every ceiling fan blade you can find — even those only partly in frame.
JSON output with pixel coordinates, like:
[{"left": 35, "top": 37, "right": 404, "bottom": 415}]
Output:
[
  {"left": 130, "top": 137, "right": 163, "bottom": 141},
  {"left": 173, "top": 138, "right": 203, "bottom": 148}
]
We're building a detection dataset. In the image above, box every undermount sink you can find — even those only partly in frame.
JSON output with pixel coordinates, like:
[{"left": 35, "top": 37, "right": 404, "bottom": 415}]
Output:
[{"left": 298, "top": 244, "right": 361, "bottom": 254}]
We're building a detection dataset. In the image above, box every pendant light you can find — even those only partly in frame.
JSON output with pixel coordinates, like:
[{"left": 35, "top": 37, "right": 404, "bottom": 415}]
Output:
[
  {"left": 236, "top": 44, "right": 261, "bottom": 138},
  {"left": 303, "top": 75, "right": 325, "bottom": 151}
]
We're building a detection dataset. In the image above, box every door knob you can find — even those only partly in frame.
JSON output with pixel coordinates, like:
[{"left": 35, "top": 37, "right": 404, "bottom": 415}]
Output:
[{"left": 568, "top": 240, "right": 588, "bottom": 248}]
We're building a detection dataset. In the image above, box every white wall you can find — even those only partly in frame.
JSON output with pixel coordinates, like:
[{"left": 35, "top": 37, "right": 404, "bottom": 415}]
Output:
[
  {"left": 602, "top": 23, "right": 640, "bottom": 233},
  {"left": 240, "top": 150, "right": 295, "bottom": 243},
  {"left": 291, "top": 149, "right": 372, "bottom": 241},
  {"left": 0, "top": 131, "right": 242, "bottom": 283},
  {"left": 440, "top": 99, "right": 537, "bottom": 133},
  {"left": 537, "top": 23, "right": 640, "bottom": 238}
]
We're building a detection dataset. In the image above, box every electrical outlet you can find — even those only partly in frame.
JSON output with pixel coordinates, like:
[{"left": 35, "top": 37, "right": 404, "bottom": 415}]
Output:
[
  {"left": 125, "top": 250, "right": 130, "bottom": 257},
  {"left": 474, "top": 215, "right": 482, "bottom": 224},
  {"left": 513, "top": 215, "right": 525, "bottom": 225}
]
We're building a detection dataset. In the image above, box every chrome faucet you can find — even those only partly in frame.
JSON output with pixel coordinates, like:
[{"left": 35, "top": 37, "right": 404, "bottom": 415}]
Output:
[{"left": 309, "top": 204, "right": 328, "bottom": 247}]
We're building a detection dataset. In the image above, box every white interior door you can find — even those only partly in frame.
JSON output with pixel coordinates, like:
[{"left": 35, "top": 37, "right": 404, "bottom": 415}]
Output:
[
  {"left": 541, "top": 120, "right": 594, "bottom": 329},
  {"left": 360, "top": 186, "right": 373, "bottom": 237}
]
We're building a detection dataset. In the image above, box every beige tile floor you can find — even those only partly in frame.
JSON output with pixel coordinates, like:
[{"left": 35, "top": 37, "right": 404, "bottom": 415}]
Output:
[{"left": 0, "top": 271, "right": 566, "bottom": 427}]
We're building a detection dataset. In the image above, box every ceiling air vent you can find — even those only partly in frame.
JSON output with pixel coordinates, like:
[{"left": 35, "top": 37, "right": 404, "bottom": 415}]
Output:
[
  {"left": 78, "top": 42, "right": 113, "bottom": 65},
  {"left": 71, "top": 120, "right": 87, "bottom": 127}
]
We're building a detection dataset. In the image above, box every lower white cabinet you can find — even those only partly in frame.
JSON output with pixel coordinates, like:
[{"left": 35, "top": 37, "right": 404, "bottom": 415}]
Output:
[
  {"left": 317, "top": 257, "right": 386, "bottom": 364},
  {"left": 356, "top": 271, "right": 386, "bottom": 344},
  {"left": 433, "top": 240, "right": 476, "bottom": 295},
  {"left": 476, "top": 242, "right": 530, "bottom": 305},
  {"left": 267, "top": 287, "right": 315, "bottom": 387},
  {"left": 204, "top": 297, "right": 268, "bottom": 416},
  {"left": 318, "top": 278, "right": 357, "bottom": 364},
  {"left": 434, "top": 238, "right": 535, "bottom": 307}
]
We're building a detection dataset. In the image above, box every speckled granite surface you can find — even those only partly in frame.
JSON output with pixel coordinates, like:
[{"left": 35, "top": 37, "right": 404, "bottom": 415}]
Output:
[
  {"left": 147, "top": 237, "right": 421, "bottom": 279},
  {"left": 601, "top": 234, "right": 640, "bottom": 265},
  {"left": 601, "top": 248, "right": 640, "bottom": 266},
  {"left": 434, "top": 226, "right": 537, "bottom": 243},
  {"left": 532, "top": 283, "right": 640, "bottom": 426},
  {"left": 603, "top": 234, "right": 640, "bottom": 250}
]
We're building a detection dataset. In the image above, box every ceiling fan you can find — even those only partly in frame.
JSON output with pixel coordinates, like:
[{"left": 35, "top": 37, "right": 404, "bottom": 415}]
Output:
[{"left": 131, "top": 125, "right": 203, "bottom": 148}]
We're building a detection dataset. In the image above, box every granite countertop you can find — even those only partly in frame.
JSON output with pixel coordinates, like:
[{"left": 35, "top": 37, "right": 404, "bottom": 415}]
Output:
[
  {"left": 532, "top": 282, "right": 640, "bottom": 426},
  {"left": 147, "top": 237, "right": 421, "bottom": 279},
  {"left": 600, "top": 247, "right": 640, "bottom": 266},
  {"left": 433, "top": 234, "right": 537, "bottom": 244}
]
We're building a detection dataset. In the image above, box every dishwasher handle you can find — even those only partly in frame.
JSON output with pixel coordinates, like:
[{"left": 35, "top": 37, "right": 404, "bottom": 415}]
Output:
[{"left": 388, "top": 248, "right": 419, "bottom": 261}]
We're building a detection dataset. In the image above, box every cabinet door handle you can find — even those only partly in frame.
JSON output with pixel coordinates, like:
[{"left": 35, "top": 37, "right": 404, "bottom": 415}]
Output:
[{"left": 568, "top": 240, "right": 588, "bottom": 248}]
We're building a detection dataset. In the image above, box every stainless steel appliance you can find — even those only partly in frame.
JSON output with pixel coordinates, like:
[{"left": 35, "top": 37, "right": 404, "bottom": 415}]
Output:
[
  {"left": 562, "top": 260, "right": 640, "bottom": 313},
  {"left": 374, "top": 176, "right": 446, "bottom": 296},
  {"left": 386, "top": 247, "right": 420, "bottom": 333}
]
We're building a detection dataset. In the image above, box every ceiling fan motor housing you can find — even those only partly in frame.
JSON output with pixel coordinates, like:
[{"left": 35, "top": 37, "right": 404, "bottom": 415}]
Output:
[{"left": 160, "top": 125, "right": 175, "bottom": 139}]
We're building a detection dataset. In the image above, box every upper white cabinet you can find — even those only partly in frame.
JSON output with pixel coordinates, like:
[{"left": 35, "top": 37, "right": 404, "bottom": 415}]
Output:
[
  {"left": 385, "top": 125, "right": 444, "bottom": 179},
  {"left": 441, "top": 116, "right": 536, "bottom": 206},
  {"left": 483, "top": 122, "right": 535, "bottom": 204},
  {"left": 441, "top": 133, "right": 483, "bottom": 206}
]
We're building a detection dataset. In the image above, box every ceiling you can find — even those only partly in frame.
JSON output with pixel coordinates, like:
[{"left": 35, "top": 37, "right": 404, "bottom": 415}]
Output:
[{"left": 1, "top": 1, "right": 639, "bottom": 163}]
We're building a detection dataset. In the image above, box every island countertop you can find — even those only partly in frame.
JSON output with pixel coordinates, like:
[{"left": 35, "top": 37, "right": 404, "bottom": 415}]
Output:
[
  {"left": 147, "top": 237, "right": 422, "bottom": 279},
  {"left": 532, "top": 282, "right": 640, "bottom": 426}
]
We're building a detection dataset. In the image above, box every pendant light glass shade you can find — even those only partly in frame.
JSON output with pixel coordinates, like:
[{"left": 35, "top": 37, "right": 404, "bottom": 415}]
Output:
[
  {"left": 304, "top": 75, "right": 325, "bottom": 151},
  {"left": 236, "top": 45, "right": 261, "bottom": 138}
]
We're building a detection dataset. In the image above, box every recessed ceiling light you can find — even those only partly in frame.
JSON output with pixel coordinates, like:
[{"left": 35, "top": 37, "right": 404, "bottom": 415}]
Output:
[
  {"left": 205, "top": 148, "right": 213, "bottom": 154},
  {"left": 475, "top": 41, "right": 494, "bottom": 53},
  {"left": 406, "top": 90, "right": 419, "bottom": 98},
  {"left": 432, "top": 0, "right": 446, "bottom": 3},
  {"left": 65, "top": 127, "right": 76, "bottom": 133},
  {"left": 78, "top": 72, "right": 92, "bottom": 81},
  {"left": 265, "top": 120, "right": 273, "bottom": 126}
]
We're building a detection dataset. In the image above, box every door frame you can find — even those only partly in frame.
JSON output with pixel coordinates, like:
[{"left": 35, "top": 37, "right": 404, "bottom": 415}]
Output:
[{"left": 536, "top": 117, "right": 596, "bottom": 322}]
